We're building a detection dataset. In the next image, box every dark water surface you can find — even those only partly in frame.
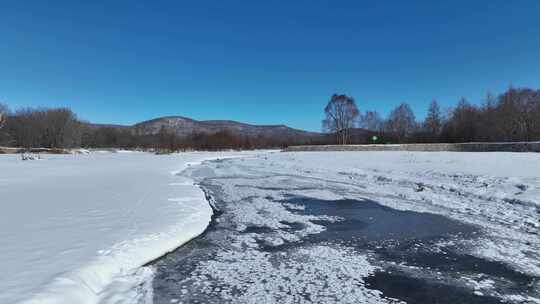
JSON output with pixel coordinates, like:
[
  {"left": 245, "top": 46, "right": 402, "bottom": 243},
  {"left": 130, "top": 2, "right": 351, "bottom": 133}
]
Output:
[
  {"left": 151, "top": 184, "right": 537, "bottom": 303},
  {"left": 284, "top": 197, "right": 536, "bottom": 303}
]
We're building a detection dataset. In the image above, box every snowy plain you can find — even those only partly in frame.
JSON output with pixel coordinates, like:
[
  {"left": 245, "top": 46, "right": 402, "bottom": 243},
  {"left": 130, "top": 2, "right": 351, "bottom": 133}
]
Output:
[{"left": 0, "top": 151, "right": 262, "bottom": 304}]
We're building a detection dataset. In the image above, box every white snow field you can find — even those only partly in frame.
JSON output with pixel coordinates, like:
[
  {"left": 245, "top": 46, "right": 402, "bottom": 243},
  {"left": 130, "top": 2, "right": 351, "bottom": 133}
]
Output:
[{"left": 0, "top": 151, "right": 263, "bottom": 304}]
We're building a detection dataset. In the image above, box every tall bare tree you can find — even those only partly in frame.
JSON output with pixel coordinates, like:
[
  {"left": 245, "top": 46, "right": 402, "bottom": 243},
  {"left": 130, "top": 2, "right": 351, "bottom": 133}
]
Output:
[
  {"left": 0, "top": 103, "right": 7, "bottom": 129},
  {"left": 423, "top": 99, "right": 442, "bottom": 141},
  {"left": 359, "top": 110, "right": 384, "bottom": 132},
  {"left": 43, "top": 108, "right": 82, "bottom": 148},
  {"left": 495, "top": 87, "right": 540, "bottom": 141},
  {"left": 8, "top": 108, "right": 40, "bottom": 149},
  {"left": 0, "top": 103, "right": 9, "bottom": 145},
  {"left": 8, "top": 107, "right": 82, "bottom": 149},
  {"left": 322, "top": 94, "right": 359, "bottom": 145},
  {"left": 386, "top": 102, "right": 416, "bottom": 143},
  {"left": 448, "top": 98, "right": 479, "bottom": 142},
  {"left": 476, "top": 92, "right": 498, "bottom": 141}
]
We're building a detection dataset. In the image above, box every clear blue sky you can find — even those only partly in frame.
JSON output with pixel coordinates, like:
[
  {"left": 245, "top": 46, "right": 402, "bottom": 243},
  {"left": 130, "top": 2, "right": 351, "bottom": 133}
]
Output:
[{"left": 1, "top": 1, "right": 539, "bottom": 131}]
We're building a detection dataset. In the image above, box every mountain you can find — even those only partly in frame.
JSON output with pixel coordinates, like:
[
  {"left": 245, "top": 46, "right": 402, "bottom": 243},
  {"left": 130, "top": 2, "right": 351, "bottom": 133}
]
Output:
[{"left": 87, "top": 116, "right": 323, "bottom": 140}]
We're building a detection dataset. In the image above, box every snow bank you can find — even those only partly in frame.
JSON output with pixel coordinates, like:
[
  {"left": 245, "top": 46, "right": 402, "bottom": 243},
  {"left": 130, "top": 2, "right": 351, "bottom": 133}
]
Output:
[{"left": 0, "top": 151, "right": 262, "bottom": 304}]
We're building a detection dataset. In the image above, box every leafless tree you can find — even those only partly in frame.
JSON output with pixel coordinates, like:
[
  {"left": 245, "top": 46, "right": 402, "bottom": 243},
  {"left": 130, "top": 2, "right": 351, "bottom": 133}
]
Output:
[
  {"left": 475, "top": 92, "right": 498, "bottom": 141},
  {"left": 8, "top": 108, "right": 39, "bottom": 149},
  {"left": 0, "top": 103, "right": 9, "bottom": 145},
  {"left": 495, "top": 87, "right": 540, "bottom": 141},
  {"left": 322, "top": 94, "right": 359, "bottom": 145},
  {"left": 359, "top": 110, "right": 384, "bottom": 132},
  {"left": 386, "top": 102, "right": 416, "bottom": 143},
  {"left": 423, "top": 99, "right": 442, "bottom": 141},
  {"left": 0, "top": 103, "right": 7, "bottom": 129},
  {"left": 7, "top": 107, "right": 82, "bottom": 149},
  {"left": 43, "top": 108, "right": 82, "bottom": 148},
  {"left": 446, "top": 98, "right": 479, "bottom": 142}
]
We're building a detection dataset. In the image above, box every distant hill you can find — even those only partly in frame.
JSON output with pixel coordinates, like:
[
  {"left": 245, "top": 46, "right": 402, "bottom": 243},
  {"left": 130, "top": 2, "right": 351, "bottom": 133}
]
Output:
[
  {"left": 86, "top": 116, "right": 324, "bottom": 140},
  {"left": 83, "top": 117, "right": 388, "bottom": 146}
]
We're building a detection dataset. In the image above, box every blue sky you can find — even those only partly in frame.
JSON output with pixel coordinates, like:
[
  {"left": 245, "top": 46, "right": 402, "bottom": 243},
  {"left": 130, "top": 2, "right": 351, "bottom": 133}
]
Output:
[{"left": 1, "top": 1, "right": 539, "bottom": 131}]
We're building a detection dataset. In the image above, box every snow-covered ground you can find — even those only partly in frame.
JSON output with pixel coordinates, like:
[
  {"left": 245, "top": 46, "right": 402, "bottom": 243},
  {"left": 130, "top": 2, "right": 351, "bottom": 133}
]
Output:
[
  {"left": 0, "top": 151, "right": 263, "bottom": 304},
  {"left": 2, "top": 150, "right": 539, "bottom": 303},
  {"left": 152, "top": 151, "right": 540, "bottom": 303}
]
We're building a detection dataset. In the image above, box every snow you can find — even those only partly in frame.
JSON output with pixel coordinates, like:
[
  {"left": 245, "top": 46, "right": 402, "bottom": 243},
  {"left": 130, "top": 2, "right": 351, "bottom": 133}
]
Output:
[
  {"left": 237, "top": 151, "right": 540, "bottom": 267},
  {"left": 0, "top": 151, "right": 263, "bottom": 304},
  {"left": 189, "top": 151, "right": 540, "bottom": 302},
  {"left": 164, "top": 163, "right": 402, "bottom": 302},
  {"left": 2, "top": 150, "right": 539, "bottom": 303},
  {"left": 189, "top": 245, "right": 402, "bottom": 303}
]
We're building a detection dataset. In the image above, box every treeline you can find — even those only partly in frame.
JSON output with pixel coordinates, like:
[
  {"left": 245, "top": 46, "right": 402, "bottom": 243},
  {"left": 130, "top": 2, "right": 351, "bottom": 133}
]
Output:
[
  {"left": 82, "top": 126, "right": 304, "bottom": 151},
  {"left": 437, "top": 88, "right": 540, "bottom": 142},
  {"left": 1, "top": 86, "right": 539, "bottom": 151},
  {"left": 325, "top": 87, "right": 540, "bottom": 144},
  {"left": 0, "top": 107, "right": 82, "bottom": 149},
  {"left": 0, "top": 105, "right": 307, "bottom": 151}
]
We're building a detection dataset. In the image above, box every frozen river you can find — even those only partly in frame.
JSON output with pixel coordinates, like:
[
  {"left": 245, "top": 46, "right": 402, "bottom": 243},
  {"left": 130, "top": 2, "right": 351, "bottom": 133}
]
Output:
[{"left": 153, "top": 152, "right": 540, "bottom": 303}]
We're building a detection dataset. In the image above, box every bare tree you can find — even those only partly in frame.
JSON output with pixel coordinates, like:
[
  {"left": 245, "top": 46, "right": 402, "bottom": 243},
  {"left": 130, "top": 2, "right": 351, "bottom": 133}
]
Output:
[
  {"left": 0, "top": 103, "right": 7, "bottom": 130},
  {"left": 476, "top": 92, "right": 498, "bottom": 141},
  {"left": 8, "top": 107, "right": 82, "bottom": 149},
  {"left": 359, "top": 110, "right": 384, "bottom": 132},
  {"left": 42, "top": 108, "right": 81, "bottom": 148},
  {"left": 0, "top": 103, "right": 9, "bottom": 145},
  {"left": 8, "top": 108, "right": 37, "bottom": 149},
  {"left": 447, "top": 98, "right": 479, "bottom": 142},
  {"left": 322, "top": 94, "right": 359, "bottom": 145},
  {"left": 423, "top": 99, "right": 442, "bottom": 141},
  {"left": 386, "top": 103, "right": 416, "bottom": 143},
  {"left": 495, "top": 87, "right": 540, "bottom": 141}
]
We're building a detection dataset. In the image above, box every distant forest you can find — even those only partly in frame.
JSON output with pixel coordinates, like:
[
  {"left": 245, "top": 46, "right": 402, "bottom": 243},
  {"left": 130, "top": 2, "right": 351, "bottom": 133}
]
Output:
[
  {"left": 1, "top": 86, "right": 539, "bottom": 151},
  {"left": 0, "top": 107, "right": 312, "bottom": 151},
  {"left": 325, "top": 86, "right": 540, "bottom": 145},
  {"left": 0, "top": 108, "right": 300, "bottom": 151}
]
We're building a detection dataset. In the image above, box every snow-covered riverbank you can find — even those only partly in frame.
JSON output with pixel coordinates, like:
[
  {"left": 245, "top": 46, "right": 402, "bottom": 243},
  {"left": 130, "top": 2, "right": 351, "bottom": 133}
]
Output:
[{"left": 0, "top": 151, "right": 264, "bottom": 304}]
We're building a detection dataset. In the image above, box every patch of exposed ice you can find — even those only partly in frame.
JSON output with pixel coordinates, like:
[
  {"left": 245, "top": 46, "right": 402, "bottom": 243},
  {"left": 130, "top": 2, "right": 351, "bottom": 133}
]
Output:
[
  {"left": 502, "top": 294, "right": 540, "bottom": 304},
  {"left": 183, "top": 245, "right": 403, "bottom": 304},
  {"left": 227, "top": 196, "right": 341, "bottom": 239}
]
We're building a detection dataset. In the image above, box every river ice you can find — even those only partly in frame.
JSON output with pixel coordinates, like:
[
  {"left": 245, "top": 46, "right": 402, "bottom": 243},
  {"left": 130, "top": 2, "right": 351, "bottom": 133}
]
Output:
[{"left": 153, "top": 151, "right": 540, "bottom": 304}]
